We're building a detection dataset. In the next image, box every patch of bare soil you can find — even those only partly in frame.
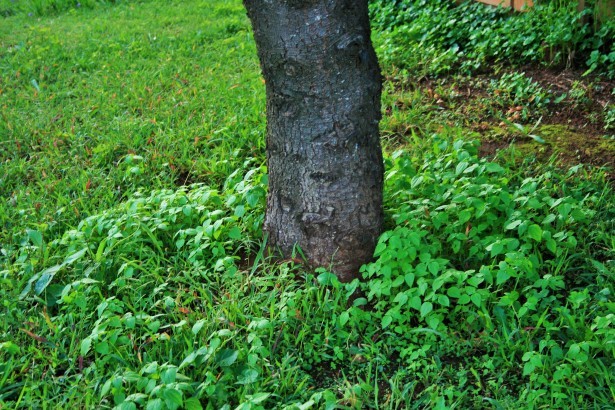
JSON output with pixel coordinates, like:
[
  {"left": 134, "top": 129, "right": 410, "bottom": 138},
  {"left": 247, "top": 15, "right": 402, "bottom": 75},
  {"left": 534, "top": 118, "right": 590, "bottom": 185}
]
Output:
[
  {"left": 390, "top": 66, "right": 614, "bottom": 179},
  {"left": 480, "top": 66, "right": 614, "bottom": 180}
]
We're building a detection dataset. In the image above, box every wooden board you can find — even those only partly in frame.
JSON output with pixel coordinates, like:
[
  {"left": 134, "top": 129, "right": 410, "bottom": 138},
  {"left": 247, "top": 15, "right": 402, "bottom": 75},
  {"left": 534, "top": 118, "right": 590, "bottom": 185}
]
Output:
[{"left": 474, "top": 0, "right": 534, "bottom": 11}]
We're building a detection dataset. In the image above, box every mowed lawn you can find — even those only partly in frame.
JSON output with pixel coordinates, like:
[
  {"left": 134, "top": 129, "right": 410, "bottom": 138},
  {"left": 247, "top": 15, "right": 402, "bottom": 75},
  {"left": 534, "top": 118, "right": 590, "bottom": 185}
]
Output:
[{"left": 0, "top": 0, "right": 265, "bottom": 247}]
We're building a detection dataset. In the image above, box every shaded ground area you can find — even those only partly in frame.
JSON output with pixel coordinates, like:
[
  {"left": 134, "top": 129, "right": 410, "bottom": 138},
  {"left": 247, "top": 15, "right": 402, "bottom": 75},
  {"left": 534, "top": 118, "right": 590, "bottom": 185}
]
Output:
[{"left": 384, "top": 66, "right": 615, "bottom": 180}]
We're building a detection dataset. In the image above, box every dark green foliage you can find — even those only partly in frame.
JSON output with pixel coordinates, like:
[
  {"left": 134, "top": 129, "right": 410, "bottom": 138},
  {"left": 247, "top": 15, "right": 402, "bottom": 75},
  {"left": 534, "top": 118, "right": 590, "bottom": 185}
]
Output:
[{"left": 370, "top": 0, "right": 615, "bottom": 77}]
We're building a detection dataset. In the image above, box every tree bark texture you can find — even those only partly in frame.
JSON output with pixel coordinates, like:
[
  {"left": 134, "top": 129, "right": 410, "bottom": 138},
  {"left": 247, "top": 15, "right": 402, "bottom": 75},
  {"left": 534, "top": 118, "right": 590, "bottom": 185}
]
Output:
[{"left": 244, "top": 0, "right": 383, "bottom": 282}]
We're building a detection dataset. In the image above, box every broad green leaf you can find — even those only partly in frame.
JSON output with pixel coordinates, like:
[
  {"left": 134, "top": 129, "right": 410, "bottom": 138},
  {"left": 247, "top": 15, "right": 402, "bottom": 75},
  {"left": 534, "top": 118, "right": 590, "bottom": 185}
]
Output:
[
  {"left": 141, "top": 361, "right": 159, "bottom": 374},
  {"left": 487, "top": 242, "right": 504, "bottom": 257},
  {"left": 184, "top": 398, "right": 204, "bottom": 410},
  {"left": 234, "top": 205, "right": 246, "bottom": 218},
  {"left": 420, "top": 302, "right": 433, "bottom": 318},
  {"left": 34, "top": 264, "right": 62, "bottom": 295},
  {"left": 95, "top": 341, "right": 110, "bottom": 355},
  {"left": 228, "top": 226, "right": 242, "bottom": 240},
  {"left": 447, "top": 286, "right": 461, "bottom": 298},
  {"left": 146, "top": 399, "right": 164, "bottom": 410},
  {"left": 317, "top": 271, "right": 339, "bottom": 286},
  {"left": 470, "top": 292, "right": 482, "bottom": 307},
  {"left": 192, "top": 319, "right": 206, "bottom": 335},
  {"left": 0, "top": 341, "right": 21, "bottom": 354},
  {"left": 505, "top": 220, "right": 522, "bottom": 230},
  {"left": 80, "top": 337, "right": 92, "bottom": 356},
  {"left": 458, "top": 294, "right": 471, "bottom": 305},
  {"left": 64, "top": 247, "right": 88, "bottom": 265},
  {"left": 393, "top": 293, "right": 408, "bottom": 305},
  {"left": 381, "top": 315, "right": 392, "bottom": 329},
  {"left": 236, "top": 368, "right": 259, "bottom": 385},
  {"left": 339, "top": 311, "right": 350, "bottom": 327},
  {"left": 100, "top": 379, "right": 112, "bottom": 398},
  {"left": 426, "top": 315, "right": 440, "bottom": 329},
  {"left": 176, "top": 238, "right": 185, "bottom": 249},
  {"left": 410, "top": 296, "right": 422, "bottom": 310},
  {"left": 404, "top": 272, "right": 415, "bottom": 287},
  {"left": 246, "top": 190, "right": 261, "bottom": 207},
  {"left": 527, "top": 224, "right": 542, "bottom": 242},
  {"left": 216, "top": 349, "right": 238, "bottom": 367},
  {"left": 455, "top": 161, "right": 468, "bottom": 175},
  {"left": 392, "top": 275, "right": 405, "bottom": 287},
  {"left": 27, "top": 229, "right": 43, "bottom": 248},
  {"left": 437, "top": 294, "right": 450, "bottom": 307},
  {"left": 247, "top": 392, "right": 271, "bottom": 404},
  {"left": 542, "top": 214, "right": 556, "bottom": 224},
  {"left": 117, "top": 402, "right": 137, "bottom": 410},
  {"left": 496, "top": 270, "right": 511, "bottom": 285},
  {"left": 180, "top": 351, "right": 197, "bottom": 369},
  {"left": 162, "top": 388, "right": 183, "bottom": 410},
  {"left": 464, "top": 163, "right": 478, "bottom": 174},
  {"left": 161, "top": 367, "right": 177, "bottom": 384},
  {"left": 458, "top": 210, "right": 472, "bottom": 224},
  {"left": 546, "top": 239, "right": 557, "bottom": 253}
]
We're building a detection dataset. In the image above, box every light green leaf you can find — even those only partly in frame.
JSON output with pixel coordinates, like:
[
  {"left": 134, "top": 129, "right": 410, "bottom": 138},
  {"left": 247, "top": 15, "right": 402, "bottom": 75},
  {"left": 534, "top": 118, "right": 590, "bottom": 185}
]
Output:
[
  {"left": 161, "top": 367, "right": 177, "bottom": 384},
  {"left": 0, "top": 341, "right": 21, "bottom": 354},
  {"left": 95, "top": 341, "right": 109, "bottom": 355},
  {"left": 192, "top": 319, "right": 206, "bottom": 335},
  {"left": 381, "top": 314, "right": 393, "bottom": 329},
  {"left": 410, "top": 296, "right": 422, "bottom": 310},
  {"left": 64, "top": 247, "right": 88, "bottom": 265},
  {"left": 175, "top": 238, "right": 185, "bottom": 249},
  {"left": 228, "top": 226, "right": 242, "bottom": 240},
  {"left": 146, "top": 399, "right": 164, "bottom": 410},
  {"left": 527, "top": 224, "right": 542, "bottom": 242},
  {"left": 496, "top": 269, "right": 511, "bottom": 285},
  {"left": 179, "top": 351, "right": 197, "bottom": 369},
  {"left": 247, "top": 392, "right": 271, "bottom": 404},
  {"left": 80, "top": 337, "right": 92, "bottom": 356},
  {"left": 339, "top": 311, "right": 350, "bottom": 327},
  {"left": 236, "top": 368, "right": 259, "bottom": 385},
  {"left": 470, "top": 292, "right": 482, "bottom": 307},
  {"left": 393, "top": 292, "right": 408, "bottom": 305},
  {"left": 184, "top": 397, "right": 204, "bottom": 410},
  {"left": 505, "top": 220, "right": 522, "bottom": 230},
  {"left": 455, "top": 161, "right": 468, "bottom": 175},
  {"left": 528, "top": 134, "right": 545, "bottom": 144},
  {"left": 162, "top": 388, "right": 183, "bottom": 410},
  {"left": 420, "top": 302, "right": 433, "bottom": 318},
  {"left": 447, "top": 286, "right": 461, "bottom": 298},
  {"left": 34, "top": 264, "right": 62, "bottom": 295}
]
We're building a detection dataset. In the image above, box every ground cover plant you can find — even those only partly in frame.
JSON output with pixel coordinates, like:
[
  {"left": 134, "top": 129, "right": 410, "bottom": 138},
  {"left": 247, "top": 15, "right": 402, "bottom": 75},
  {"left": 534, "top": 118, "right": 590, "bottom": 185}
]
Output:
[
  {"left": 370, "top": 0, "right": 615, "bottom": 77},
  {"left": 1, "top": 0, "right": 614, "bottom": 409}
]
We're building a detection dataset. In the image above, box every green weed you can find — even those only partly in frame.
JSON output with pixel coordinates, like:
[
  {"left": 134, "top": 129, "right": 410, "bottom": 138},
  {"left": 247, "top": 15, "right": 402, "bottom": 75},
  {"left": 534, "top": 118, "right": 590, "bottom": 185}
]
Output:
[{"left": 370, "top": 0, "right": 615, "bottom": 77}]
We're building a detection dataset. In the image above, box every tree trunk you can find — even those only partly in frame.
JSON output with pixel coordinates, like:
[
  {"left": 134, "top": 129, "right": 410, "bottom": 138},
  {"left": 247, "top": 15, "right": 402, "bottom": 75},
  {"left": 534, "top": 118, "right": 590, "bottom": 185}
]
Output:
[{"left": 243, "top": 0, "right": 383, "bottom": 282}]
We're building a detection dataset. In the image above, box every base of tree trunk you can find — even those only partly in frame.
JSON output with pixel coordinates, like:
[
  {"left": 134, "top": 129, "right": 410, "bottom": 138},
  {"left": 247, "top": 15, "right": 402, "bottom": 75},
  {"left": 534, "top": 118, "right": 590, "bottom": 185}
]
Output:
[{"left": 244, "top": 0, "right": 383, "bottom": 282}]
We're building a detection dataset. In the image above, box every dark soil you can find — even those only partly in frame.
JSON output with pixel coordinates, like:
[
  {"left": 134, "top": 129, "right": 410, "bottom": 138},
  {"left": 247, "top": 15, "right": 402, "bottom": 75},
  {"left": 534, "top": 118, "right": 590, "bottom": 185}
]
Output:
[
  {"left": 481, "top": 66, "right": 614, "bottom": 178},
  {"left": 388, "top": 65, "right": 615, "bottom": 180}
]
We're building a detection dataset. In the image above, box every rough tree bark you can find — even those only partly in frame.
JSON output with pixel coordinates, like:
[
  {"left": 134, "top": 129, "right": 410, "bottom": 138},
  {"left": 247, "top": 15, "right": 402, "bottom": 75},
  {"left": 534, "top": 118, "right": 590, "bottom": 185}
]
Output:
[{"left": 243, "top": 0, "right": 383, "bottom": 282}]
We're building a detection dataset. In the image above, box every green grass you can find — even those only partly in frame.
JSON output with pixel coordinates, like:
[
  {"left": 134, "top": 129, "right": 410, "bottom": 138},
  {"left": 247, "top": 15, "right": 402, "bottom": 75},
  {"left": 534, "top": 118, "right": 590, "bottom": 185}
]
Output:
[
  {"left": 1, "top": 1, "right": 614, "bottom": 409},
  {"left": 0, "top": 0, "right": 264, "bottom": 248}
]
